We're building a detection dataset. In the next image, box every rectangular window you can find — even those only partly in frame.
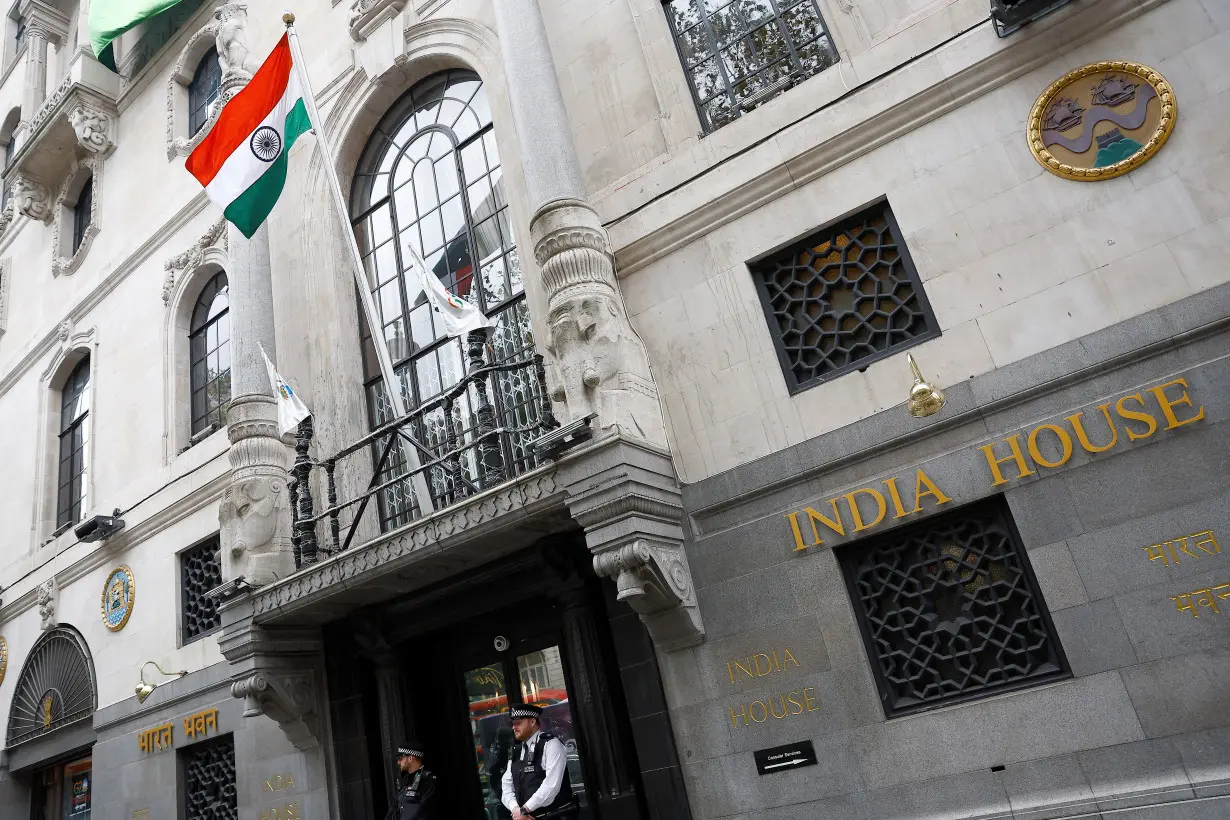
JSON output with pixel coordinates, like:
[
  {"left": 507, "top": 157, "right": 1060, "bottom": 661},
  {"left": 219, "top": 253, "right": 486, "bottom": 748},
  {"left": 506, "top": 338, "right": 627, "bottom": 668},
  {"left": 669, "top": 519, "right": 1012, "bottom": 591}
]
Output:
[
  {"left": 750, "top": 199, "right": 938, "bottom": 393},
  {"left": 180, "top": 536, "right": 223, "bottom": 644},
  {"left": 836, "top": 497, "right": 1069, "bottom": 717},
  {"left": 180, "top": 735, "right": 237, "bottom": 820},
  {"left": 72, "top": 178, "right": 92, "bottom": 254},
  {"left": 663, "top": 0, "right": 840, "bottom": 131}
]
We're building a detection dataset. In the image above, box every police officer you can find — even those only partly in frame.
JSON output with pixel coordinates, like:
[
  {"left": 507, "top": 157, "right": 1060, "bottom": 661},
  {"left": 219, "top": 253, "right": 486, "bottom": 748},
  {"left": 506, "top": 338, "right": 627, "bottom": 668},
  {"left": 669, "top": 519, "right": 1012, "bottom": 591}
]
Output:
[
  {"left": 386, "top": 740, "right": 439, "bottom": 820},
  {"left": 500, "top": 704, "right": 577, "bottom": 820}
]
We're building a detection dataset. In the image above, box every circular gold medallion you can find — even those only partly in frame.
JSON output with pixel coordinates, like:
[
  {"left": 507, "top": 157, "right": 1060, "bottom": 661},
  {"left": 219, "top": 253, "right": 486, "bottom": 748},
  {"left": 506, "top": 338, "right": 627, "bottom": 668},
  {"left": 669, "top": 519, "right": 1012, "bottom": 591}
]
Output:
[
  {"left": 1028, "top": 61, "right": 1176, "bottom": 181},
  {"left": 0, "top": 636, "right": 7, "bottom": 687},
  {"left": 101, "top": 565, "right": 136, "bottom": 632}
]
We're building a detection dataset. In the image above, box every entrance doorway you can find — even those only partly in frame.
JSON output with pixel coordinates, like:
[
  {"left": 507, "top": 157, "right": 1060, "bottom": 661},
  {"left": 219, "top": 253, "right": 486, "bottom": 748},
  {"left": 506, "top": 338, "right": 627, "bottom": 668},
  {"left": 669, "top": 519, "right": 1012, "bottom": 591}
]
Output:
[
  {"left": 323, "top": 538, "right": 692, "bottom": 820},
  {"left": 404, "top": 601, "right": 592, "bottom": 818}
]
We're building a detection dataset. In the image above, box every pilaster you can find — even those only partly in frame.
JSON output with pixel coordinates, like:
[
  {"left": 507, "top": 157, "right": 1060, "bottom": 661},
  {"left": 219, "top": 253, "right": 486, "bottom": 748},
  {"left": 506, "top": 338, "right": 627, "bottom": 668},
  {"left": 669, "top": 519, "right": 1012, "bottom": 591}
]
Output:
[{"left": 18, "top": 1, "right": 68, "bottom": 116}]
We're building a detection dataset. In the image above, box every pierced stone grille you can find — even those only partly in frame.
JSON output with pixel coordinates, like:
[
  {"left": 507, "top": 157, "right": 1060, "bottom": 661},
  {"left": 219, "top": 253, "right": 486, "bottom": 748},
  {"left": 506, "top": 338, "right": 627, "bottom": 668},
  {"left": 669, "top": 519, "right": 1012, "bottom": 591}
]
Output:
[
  {"left": 838, "top": 498, "right": 1068, "bottom": 716},
  {"left": 182, "top": 736, "right": 238, "bottom": 820},
  {"left": 181, "top": 537, "right": 223, "bottom": 643},
  {"left": 751, "top": 201, "right": 937, "bottom": 393}
]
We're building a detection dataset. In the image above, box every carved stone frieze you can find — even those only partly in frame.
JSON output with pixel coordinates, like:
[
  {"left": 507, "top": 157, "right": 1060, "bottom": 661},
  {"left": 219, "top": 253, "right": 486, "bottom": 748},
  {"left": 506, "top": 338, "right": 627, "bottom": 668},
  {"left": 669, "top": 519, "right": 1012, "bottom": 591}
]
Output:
[
  {"left": 36, "top": 578, "right": 57, "bottom": 631},
  {"left": 12, "top": 174, "right": 51, "bottom": 222},
  {"left": 532, "top": 199, "right": 666, "bottom": 448},
  {"left": 219, "top": 395, "right": 295, "bottom": 586},
  {"left": 232, "top": 670, "right": 319, "bottom": 750},
  {"left": 0, "top": 200, "right": 16, "bottom": 241},
  {"left": 249, "top": 467, "right": 563, "bottom": 618},
  {"left": 163, "top": 217, "right": 228, "bottom": 305},
  {"left": 559, "top": 436, "right": 703, "bottom": 650}
]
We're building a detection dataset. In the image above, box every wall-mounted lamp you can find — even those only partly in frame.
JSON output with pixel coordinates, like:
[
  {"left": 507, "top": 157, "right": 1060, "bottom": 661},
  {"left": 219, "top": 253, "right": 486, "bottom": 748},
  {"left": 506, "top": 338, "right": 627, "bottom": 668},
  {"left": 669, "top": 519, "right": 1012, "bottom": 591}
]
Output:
[
  {"left": 906, "top": 354, "right": 946, "bottom": 418},
  {"left": 135, "top": 661, "right": 188, "bottom": 703},
  {"left": 74, "top": 509, "right": 125, "bottom": 543}
]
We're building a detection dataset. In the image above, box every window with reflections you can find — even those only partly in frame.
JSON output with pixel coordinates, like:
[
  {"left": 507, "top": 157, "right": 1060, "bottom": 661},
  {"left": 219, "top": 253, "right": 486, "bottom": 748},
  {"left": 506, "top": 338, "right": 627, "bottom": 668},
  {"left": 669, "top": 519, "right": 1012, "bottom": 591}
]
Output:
[
  {"left": 663, "top": 0, "right": 839, "bottom": 132},
  {"left": 56, "top": 357, "right": 91, "bottom": 530},
  {"left": 350, "top": 69, "right": 546, "bottom": 530},
  {"left": 188, "top": 47, "right": 222, "bottom": 136},
  {"left": 189, "top": 272, "right": 231, "bottom": 436}
]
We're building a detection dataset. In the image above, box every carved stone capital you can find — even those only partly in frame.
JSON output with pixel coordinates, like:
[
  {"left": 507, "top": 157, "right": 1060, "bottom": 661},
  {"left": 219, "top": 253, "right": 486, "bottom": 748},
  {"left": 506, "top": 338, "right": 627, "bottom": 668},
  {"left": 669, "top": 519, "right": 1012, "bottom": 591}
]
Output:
[
  {"left": 67, "top": 102, "right": 116, "bottom": 156},
  {"left": 231, "top": 670, "right": 319, "bottom": 751},
  {"left": 220, "top": 394, "right": 295, "bottom": 585},
  {"left": 11, "top": 174, "right": 51, "bottom": 222},
  {"left": 560, "top": 436, "right": 703, "bottom": 650},
  {"left": 532, "top": 199, "right": 666, "bottom": 447}
]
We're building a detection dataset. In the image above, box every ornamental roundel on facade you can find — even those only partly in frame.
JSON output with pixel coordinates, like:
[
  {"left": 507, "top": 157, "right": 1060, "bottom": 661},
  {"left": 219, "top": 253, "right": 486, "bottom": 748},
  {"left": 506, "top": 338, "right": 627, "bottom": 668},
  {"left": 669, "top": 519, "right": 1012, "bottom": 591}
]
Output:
[
  {"left": 101, "top": 565, "right": 136, "bottom": 632},
  {"left": 1028, "top": 61, "right": 1176, "bottom": 181}
]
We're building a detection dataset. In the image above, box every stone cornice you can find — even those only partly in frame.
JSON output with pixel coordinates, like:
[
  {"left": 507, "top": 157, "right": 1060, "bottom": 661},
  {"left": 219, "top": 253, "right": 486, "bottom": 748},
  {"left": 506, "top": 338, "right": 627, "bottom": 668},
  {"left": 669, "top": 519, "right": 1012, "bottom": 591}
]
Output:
[
  {"left": 349, "top": 0, "right": 407, "bottom": 41},
  {"left": 606, "top": 0, "right": 1168, "bottom": 275},
  {"left": 0, "top": 192, "right": 210, "bottom": 400}
]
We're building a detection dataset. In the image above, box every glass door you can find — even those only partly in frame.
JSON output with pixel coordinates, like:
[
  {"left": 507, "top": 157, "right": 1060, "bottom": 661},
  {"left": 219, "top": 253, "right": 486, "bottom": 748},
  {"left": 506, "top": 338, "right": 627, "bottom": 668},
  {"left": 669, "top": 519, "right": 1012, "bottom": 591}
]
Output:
[{"left": 456, "top": 632, "right": 592, "bottom": 819}]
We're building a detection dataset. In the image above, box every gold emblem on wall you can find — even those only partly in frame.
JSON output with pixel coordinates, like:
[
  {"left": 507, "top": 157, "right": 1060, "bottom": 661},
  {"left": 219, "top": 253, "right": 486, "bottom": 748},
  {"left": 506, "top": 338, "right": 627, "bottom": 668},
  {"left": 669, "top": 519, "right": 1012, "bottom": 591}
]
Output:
[
  {"left": 1028, "top": 61, "right": 1176, "bottom": 181},
  {"left": 101, "top": 565, "right": 136, "bottom": 632}
]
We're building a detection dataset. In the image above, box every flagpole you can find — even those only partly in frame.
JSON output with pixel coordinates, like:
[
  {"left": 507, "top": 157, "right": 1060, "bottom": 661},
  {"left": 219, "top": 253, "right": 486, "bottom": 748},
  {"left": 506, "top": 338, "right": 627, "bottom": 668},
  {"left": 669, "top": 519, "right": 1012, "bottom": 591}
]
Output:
[{"left": 282, "top": 12, "right": 435, "bottom": 514}]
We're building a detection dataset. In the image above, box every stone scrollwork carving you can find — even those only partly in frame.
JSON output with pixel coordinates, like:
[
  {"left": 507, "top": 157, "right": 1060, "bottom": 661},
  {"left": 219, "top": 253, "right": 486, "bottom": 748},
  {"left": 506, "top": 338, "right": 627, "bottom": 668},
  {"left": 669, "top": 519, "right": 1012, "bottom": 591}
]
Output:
[
  {"left": 532, "top": 199, "right": 666, "bottom": 448},
  {"left": 37, "top": 579, "right": 57, "bottom": 631},
  {"left": 12, "top": 174, "right": 51, "bottom": 222},
  {"left": 51, "top": 157, "right": 103, "bottom": 276},
  {"left": 163, "top": 218, "right": 228, "bottom": 305},
  {"left": 232, "top": 670, "right": 319, "bottom": 750},
  {"left": 219, "top": 395, "right": 296, "bottom": 586},
  {"left": 593, "top": 537, "right": 698, "bottom": 640},
  {"left": 67, "top": 103, "right": 116, "bottom": 156},
  {"left": 0, "top": 199, "right": 15, "bottom": 240}
]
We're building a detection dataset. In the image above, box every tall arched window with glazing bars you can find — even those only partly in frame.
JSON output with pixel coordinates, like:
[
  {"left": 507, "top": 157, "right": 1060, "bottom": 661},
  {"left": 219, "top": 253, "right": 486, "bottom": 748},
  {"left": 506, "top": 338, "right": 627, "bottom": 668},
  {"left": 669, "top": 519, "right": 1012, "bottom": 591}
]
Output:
[
  {"left": 350, "top": 69, "right": 546, "bottom": 529},
  {"left": 663, "top": 0, "right": 839, "bottom": 131}
]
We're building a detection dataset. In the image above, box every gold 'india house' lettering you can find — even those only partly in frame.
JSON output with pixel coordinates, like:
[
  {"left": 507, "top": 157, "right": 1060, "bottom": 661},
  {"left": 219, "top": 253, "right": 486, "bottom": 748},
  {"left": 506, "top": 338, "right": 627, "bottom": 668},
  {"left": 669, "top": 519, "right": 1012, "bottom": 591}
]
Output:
[
  {"left": 979, "top": 379, "right": 1205, "bottom": 486},
  {"left": 730, "top": 688, "right": 821, "bottom": 728},
  {"left": 728, "top": 649, "right": 800, "bottom": 683},
  {"left": 786, "top": 469, "right": 952, "bottom": 551}
]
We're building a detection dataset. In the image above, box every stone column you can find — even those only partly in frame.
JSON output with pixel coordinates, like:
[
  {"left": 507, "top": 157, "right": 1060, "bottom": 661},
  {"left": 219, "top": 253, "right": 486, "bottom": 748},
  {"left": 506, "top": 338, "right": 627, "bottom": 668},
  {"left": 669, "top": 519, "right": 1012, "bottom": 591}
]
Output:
[
  {"left": 216, "top": 6, "right": 294, "bottom": 586},
  {"left": 22, "top": 23, "right": 50, "bottom": 116},
  {"left": 492, "top": 0, "right": 665, "bottom": 449}
]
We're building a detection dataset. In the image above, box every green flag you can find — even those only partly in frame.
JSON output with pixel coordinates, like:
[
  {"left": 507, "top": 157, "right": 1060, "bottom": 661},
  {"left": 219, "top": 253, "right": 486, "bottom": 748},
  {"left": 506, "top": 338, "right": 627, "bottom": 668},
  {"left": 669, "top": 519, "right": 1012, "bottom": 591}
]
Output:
[{"left": 89, "top": 0, "right": 188, "bottom": 71}]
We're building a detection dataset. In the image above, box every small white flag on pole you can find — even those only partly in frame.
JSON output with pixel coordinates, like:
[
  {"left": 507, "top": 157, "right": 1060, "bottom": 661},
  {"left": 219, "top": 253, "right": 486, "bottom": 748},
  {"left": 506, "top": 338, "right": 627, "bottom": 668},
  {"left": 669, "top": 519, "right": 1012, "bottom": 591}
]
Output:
[
  {"left": 411, "top": 263, "right": 492, "bottom": 338},
  {"left": 261, "top": 346, "right": 311, "bottom": 436}
]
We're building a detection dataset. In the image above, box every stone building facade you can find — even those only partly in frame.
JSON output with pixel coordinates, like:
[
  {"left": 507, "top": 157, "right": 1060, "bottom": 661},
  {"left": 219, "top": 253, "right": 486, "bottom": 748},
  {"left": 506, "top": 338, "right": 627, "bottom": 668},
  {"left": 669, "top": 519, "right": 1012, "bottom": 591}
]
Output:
[{"left": 0, "top": 0, "right": 1225, "bottom": 818}]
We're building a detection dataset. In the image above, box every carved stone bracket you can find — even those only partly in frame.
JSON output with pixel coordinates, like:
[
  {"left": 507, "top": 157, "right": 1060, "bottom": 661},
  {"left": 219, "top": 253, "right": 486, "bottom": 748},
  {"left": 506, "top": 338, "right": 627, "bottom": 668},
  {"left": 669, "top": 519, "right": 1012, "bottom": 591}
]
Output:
[
  {"left": 232, "top": 670, "right": 319, "bottom": 751},
  {"left": 559, "top": 435, "right": 703, "bottom": 651},
  {"left": 12, "top": 174, "right": 51, "bottom": 222},
  {"left": 532, "top": 199, "right": 667, "bottom": 448},
  {"left": 163, "top": 217, "right": 228, "bottom": 305},
  {"left": 349, "top": 0, "right": 408, "bottom": 40},
  {"left": 36, "top": 577, "right": 57, "bottom": 631},
  {"left": 67, "top": 101, "right": 116, "bottom": 156}
]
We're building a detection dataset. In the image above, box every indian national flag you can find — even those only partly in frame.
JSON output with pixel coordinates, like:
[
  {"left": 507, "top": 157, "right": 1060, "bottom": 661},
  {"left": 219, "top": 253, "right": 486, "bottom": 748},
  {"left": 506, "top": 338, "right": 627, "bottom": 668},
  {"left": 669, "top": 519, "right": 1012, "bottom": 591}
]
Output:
[
  {"left": 90, "top": 0, "right": 189, "bottom": 71},
  {"left": 186, "top": 35, "right": 312, "bottom": 239}
]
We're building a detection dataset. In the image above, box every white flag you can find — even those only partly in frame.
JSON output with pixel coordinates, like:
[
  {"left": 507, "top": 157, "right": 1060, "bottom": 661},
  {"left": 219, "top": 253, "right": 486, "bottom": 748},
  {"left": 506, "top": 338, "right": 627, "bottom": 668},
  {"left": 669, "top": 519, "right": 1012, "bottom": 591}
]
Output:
[
  {"left": 261, "top": 346, "right": 311, "bottom": 436},
  {"left": 412, "top": 263, "right": 492, "bottom": 338}
]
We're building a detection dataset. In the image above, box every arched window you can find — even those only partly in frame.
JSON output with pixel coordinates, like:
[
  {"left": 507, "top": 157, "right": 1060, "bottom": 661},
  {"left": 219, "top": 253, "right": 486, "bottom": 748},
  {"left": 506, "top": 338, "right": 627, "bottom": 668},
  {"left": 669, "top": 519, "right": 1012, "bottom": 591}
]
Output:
[
  {"left": 350, "top": 69, "right": 539, "bottom": 525},
  {"left": 188, "top": 47, "right": 221, "bottom": 136},
  {"left": 71, "top": 174, "right": 92, "bottom": 253},
  {"left": 6, "top": 626, "right": 97, "bottom": 747},
  {"left": 56, "top": 356, "right": 90, "bottom": 529},
  {"left": 189, "top": 271, "right": 230, "bottom": 436}
]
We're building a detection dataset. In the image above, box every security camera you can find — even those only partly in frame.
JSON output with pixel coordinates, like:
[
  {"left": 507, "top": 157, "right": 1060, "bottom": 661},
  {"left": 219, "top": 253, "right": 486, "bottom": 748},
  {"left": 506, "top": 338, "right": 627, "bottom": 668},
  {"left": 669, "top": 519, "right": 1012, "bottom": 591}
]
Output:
[{"left": 74, "top": 509, "right": 125, "bottom": 543}]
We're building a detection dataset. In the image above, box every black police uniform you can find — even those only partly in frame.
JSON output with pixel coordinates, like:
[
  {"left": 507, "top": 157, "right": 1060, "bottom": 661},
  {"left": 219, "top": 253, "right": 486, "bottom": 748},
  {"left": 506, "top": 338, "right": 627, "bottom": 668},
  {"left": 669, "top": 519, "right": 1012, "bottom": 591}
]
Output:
[
  {"left": 510, "top": 732, "right": 575, "bottom": 818},
  {"left": 390, "top": 766, "right": 439, "bottom": 820}
]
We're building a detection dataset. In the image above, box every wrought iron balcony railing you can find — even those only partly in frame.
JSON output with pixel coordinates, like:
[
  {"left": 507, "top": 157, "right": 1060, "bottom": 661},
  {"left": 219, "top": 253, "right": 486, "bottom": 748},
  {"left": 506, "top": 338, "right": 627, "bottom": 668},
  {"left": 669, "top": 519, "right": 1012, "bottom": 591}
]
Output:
[{"left": 286, "top": 328, "right": 558, "bottom": 569}]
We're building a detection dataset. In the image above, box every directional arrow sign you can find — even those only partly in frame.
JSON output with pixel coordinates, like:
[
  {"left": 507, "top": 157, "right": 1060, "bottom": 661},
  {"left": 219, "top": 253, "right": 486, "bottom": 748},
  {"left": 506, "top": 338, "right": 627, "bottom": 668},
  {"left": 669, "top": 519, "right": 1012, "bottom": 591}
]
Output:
[{"left": 754, "top": 740, "right": 818, "bottom": 776}]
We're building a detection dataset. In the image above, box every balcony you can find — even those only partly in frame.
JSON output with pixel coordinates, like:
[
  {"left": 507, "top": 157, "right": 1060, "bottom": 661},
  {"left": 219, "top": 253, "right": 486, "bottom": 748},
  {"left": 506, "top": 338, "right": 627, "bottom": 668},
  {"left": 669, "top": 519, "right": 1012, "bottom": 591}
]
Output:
[{"left": 286, "top": 327, "right": 563, "bottom": 572}]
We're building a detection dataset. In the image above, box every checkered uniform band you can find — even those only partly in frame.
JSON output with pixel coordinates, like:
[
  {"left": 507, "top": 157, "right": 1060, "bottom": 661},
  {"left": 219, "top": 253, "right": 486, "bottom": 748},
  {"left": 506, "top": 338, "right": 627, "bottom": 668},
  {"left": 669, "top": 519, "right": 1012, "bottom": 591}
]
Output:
[
  {"left": 397, "top": 745, "right": 424, "bottom": 757},
  {"left": 509, "top": 705, "right": 542, "bottom": 720}
]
